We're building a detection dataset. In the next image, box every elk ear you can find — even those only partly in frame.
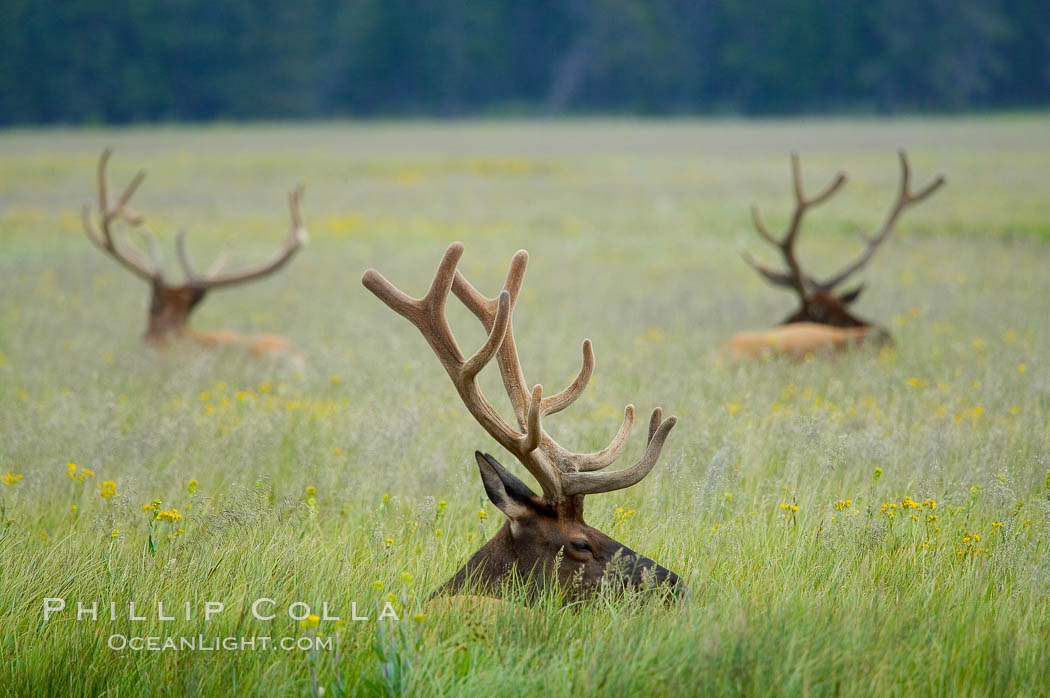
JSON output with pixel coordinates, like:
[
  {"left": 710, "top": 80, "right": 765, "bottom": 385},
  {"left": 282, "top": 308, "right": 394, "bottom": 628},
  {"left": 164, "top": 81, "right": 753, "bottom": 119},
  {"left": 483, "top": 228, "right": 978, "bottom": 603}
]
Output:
[
  {"left": 838, "top": 284, "right": 864, "bottom": 305},
  {"left": 475, "top": 452, "right": 538, "bottom": 519}
]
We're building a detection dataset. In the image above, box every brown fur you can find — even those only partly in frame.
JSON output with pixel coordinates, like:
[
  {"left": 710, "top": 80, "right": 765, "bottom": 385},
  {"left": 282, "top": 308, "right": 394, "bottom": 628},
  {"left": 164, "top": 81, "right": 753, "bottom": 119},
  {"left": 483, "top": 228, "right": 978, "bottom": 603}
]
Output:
[
  {"left": 729, "top": 322, "right": 891, "bottom": 359},
  {"left": 140, "top": 285, "right": 302, "bottom": 361},
  {"left": 433, "top": 484, "right": 680, "bottom": 601}
]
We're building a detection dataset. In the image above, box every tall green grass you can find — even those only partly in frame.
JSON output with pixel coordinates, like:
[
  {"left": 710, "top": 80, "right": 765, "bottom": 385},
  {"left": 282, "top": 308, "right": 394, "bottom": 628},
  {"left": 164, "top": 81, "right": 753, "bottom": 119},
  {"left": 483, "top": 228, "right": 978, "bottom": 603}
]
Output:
[{"left": 0, "top": 118, "right": 1048, "bottom": 696}]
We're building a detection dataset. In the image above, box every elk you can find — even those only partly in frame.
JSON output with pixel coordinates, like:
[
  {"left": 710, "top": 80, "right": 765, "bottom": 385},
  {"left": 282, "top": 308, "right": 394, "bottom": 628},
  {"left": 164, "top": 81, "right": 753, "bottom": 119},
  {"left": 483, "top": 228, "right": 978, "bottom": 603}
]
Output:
[
  {"left": 362, "top": 243, "right": 682, "bottom": 601},
  {"left": 81, "top": 149, "right": 307, "bottom": 360},
  {"left": 731, "top": 150, "right": 944, "bottom": 358}
]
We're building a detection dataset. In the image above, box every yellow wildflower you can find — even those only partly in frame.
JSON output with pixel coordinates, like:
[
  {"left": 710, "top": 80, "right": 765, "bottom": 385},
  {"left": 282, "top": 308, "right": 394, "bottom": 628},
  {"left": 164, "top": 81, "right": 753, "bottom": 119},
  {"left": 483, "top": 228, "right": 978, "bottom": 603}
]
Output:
[
  {"left": 2, "top": 473, "right": 24, "bottom": 486},
  {"left": 187, "top": 479, "right": 198, "bottom": 495},
  {"left": 383, "top": 538, "right": 394, "bottom": 548},
  {"left": 401, "top": 573, "right": 413, "bottom": 583},
  {"left": 300, "top": 614, "right": 320, "bottom": 629},
  {"left": 373, "top": 581, "right": 384, "bottom": 591}
]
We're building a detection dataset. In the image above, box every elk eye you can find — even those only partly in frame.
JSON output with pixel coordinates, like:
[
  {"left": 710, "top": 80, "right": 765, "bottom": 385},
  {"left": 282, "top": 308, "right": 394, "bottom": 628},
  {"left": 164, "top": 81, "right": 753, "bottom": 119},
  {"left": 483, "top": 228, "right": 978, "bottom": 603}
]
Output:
[{"left": 571, "top": 540, "right": 594, "bottom": 555}]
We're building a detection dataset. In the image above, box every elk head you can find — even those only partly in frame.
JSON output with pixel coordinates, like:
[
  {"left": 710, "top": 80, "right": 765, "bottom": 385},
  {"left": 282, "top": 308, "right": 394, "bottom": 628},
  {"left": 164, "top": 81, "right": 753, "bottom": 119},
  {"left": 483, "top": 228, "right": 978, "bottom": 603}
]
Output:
[
  {"left": 363, "top": 244, "right": 682, "bottom": 601},
  {"left": 741, "top": 150, "right": 944, "bottom": 331},
  {"left": 81, "top": 149, "right": 307, "bottom": 353}
]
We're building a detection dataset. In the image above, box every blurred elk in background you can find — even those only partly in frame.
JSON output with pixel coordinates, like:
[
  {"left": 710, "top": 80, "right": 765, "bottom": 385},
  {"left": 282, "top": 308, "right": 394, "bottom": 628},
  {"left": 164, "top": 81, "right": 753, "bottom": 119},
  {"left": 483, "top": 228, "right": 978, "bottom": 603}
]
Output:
[
  {"left": 82, "top": 149, "right": 307, "bottom": 362},
  {"left": 363, "top": 243, "right": 682, "bottom": 602},
  {"left": 730, "top": 150, "right": 944, "bottom": 359}
]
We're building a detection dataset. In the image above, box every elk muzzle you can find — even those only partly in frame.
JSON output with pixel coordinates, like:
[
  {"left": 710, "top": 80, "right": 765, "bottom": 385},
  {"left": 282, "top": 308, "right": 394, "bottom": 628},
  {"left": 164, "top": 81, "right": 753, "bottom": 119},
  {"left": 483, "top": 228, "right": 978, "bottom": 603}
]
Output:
[{"left": 592, "top": 540, "right": 684, "bottom": 600}]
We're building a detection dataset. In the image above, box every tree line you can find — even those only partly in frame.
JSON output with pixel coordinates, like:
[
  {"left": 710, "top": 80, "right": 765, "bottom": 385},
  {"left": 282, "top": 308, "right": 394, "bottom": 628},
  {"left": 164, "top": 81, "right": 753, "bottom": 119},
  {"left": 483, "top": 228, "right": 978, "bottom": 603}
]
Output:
[{"left": 1, "top": 0, "right": 1046, "bottom": 125}]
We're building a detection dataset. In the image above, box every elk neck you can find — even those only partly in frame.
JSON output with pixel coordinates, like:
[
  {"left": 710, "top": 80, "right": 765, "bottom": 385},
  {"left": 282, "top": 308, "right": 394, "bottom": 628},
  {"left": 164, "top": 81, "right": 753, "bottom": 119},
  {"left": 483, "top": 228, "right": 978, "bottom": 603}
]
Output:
[
  {"left": 785, "top": 291, "right": 869, "bottom": 329},
  {"left": 144, "top": 282, "right": 207, "bottom": 342}
]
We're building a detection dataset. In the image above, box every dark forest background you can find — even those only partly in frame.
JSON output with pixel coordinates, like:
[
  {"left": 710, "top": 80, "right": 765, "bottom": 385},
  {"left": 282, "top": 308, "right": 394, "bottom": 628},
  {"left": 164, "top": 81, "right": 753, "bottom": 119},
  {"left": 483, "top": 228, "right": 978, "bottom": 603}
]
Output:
[{"left": 1, "top": 0, "right": 1047, "bottom": 125}]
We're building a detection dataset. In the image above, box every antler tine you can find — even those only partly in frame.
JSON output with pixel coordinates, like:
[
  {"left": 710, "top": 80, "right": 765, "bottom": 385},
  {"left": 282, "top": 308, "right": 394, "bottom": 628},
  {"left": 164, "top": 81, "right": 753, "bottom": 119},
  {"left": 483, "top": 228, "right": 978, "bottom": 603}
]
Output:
[
  {"left": 137, "top": 228, "right": 165, "bottom": 277},
  {"left": 82, "top": 148, "right": 158, "bottom": 282},
  {"left": 791, "top": 151, "right": 848, "bottom": 209},
  {"left": 175, "top": 230, "right": 199, "bottom": 282},
  {"left": 784, "top": 153, "right": 847, "bottom": 257},
  {"left": 749, "top": 204, "right": 780, "bottom": 247},
  {"left": 112, "top": 172, "right": 147, "bottom": 225},
  {"left": 199, "top": 183, "right": 307, "bottom": 290},
  {"left": 451, "top": 249, "right": 531, "bottom": 427},
  {"left": 362, "top": 243, "right": 461, "bottom": 325},
  {"left": 647, "top": 407, "right": 662, "bottom": 445},
  {"left": 288, "top": 183, "right": 305, "bottom": 233},
  {"left": 462, "top": 291, "right": 512, "bottom": 379},
  {"left": 739, "top": 249, "right": 797, "bottom": 288},
  {"left": 571, "top": 405, "right": 635, "bottom": 472},
  {"left": 521, "top": 384, "right": 545, "bottom": 454},
  {"left": 561, "top": 414, "right": 677, "bottom": 496},
  {"left": 97, "top": 147, "right": 111, "bottom": 218},
  {"left": 206, "top": 249, "right": 232, "bottom": 278},
  {"left": 814, "top": 150, "right": 945, "bottom": 292},
  {"left": 898, "top": 149, "right": 946, "bottom": 203},
  {"left": 541, "top": 339, "right": 595, "bottom": 416},
  {"left": 423, "top": 238, "right": 464, "bottom": 313}
]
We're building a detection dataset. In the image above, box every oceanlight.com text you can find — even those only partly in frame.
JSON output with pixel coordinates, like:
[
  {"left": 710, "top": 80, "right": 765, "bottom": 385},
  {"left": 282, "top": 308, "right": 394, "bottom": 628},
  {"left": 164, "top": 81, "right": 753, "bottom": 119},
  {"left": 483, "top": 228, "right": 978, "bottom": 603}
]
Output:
[{"left": 107, "top": 634, "right": 335, "bottom": 652}]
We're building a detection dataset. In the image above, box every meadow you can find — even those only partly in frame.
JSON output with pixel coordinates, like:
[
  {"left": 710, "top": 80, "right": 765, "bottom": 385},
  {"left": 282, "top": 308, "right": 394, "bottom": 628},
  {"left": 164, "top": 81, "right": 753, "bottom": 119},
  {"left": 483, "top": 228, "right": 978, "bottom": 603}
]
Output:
[{"left": 0, "top": 117, "right": 1048, "bottom": 697}]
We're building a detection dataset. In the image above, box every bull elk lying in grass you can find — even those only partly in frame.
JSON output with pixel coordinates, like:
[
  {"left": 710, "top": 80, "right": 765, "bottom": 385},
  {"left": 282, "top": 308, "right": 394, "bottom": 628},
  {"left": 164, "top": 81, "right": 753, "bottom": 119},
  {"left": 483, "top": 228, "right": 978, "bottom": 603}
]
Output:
[
  {"left": 82, "top": 149, "right": 307, "bottom": 361},
  {"left": 363, "top": 243, "right": 682, "bottom": 603},
  {"left": 730, "top": 150, "right": 944, "bottom": 359}
]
